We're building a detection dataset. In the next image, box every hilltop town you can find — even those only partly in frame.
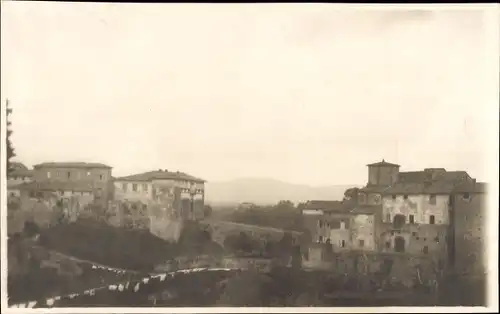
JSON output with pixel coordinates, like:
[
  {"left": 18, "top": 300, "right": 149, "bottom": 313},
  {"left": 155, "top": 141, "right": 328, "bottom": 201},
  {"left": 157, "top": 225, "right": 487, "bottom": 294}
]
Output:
[{"left": 6, "top": 158, "right": 488, "bottom": 307}]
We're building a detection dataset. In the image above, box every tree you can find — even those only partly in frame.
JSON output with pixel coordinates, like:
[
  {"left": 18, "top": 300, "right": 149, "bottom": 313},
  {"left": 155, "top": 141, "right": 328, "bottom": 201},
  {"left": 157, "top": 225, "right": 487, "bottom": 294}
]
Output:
[
  {"left": 343, "top": 187, "right": 360, "bottom": 203},
  {"left": 203, "top": 205, "right": 213, "bottom": 218},
  {"left": 6, "top": 99, "right": 16, "bottom": 174}
]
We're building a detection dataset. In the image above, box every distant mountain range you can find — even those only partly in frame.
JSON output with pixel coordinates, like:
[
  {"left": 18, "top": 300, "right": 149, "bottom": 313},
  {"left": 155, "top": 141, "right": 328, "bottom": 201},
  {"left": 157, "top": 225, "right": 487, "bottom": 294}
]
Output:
[{"left": 204, "top": 178, "right": 361, "bottom": 207}]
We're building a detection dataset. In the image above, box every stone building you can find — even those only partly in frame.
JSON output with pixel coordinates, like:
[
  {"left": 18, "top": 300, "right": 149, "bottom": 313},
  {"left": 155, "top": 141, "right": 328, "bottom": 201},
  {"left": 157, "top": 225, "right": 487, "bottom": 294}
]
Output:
[
  {"left": 450, "top": 180, "right": 487, "bottom": 276},
  {"left": 380, "top": 167, "right": 474, "bottom": 260},
  {"left": 302, "top": 201, "right": 352, "bottom": 250},
  {"left": 113, "top": 169, "right": 206, "bottom": 221},
  {"left": 31, "top": 162, "right": 113, "bottom": 206}
]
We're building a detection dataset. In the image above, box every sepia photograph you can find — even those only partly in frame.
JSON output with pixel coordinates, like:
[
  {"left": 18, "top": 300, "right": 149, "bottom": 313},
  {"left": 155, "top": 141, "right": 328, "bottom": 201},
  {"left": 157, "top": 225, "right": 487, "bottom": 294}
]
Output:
[{"left": 1, "top": 2, "right": 499, "bottom": 312}]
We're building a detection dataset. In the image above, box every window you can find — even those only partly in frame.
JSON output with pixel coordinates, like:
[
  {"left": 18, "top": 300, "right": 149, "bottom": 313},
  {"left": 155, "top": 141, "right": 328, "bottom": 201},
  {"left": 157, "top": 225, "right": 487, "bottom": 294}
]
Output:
[
  {"left": 67, "top": 172, "right": 71, "bottom": 179},
  {"left": 429, "top": 215, "right": 435, "bottom": 225},
  {"left": 87, "top": 171, "right": 91, "bottom": 176},
  {"left": 122, "top": 183, "right": 127, "bottom": 191},
  {"left": 318, "top": 220, "right": 323, "bottom": 228},
  {"left": 340, "top": 221, "right": 346, "bottom": 229},
  {"left": 100, "top": 174, "right": 104, "bottom": 180},
  {"left": 132, "top": 184, "right": 138, "bottom": 192},
  {"left": 392, "top": 195, "right": 396, "bottom": 200},
  {"left": 47, "top": 172, "right": 51, "bottom": 178},
  {"left": 393, "top": 214, "right": 406, "bottom": 229},
  {"left": 429, "top": 195, "right": 436, "bottom": 205},
  {"left": 409, "top": 215, "right": 415, "bottom": 224},
  {"left": 462, "top": 193, "right": 470, "bottom": 200},
  {"left": 403, "top": 195, "right": 408, "bottom": 200},
  {"left": 412, "top": 232, "right": 417, "bottom": 237},
  {"left": 386, "top": 213, "right": 391, "bottom": 222},
  {"left": 385, "top": 242, "right": 391, "bottom": 249},
  {"left": 359, "top": 240, "right": 365, "bottom": 247},
  {"left": 318, "top": 236, "right": 323, "bottom": 243},
  {"left": 434, "top": 236, "right": 439, "bottom": 243},
  {"left": 341, "top": 240, "right": 346, "bottom": 248},
  {"left": 143, "top": 184, "right": 149, "bottom": 192},
  {"left": 423, "top": 246, "right": 429, "bottom": 254}
]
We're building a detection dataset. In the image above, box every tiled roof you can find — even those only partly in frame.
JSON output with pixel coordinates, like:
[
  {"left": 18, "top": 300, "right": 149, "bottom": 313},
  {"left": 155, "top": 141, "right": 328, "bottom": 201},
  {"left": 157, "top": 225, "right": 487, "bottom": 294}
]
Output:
[
  {"left": 8, "top": 169, "right": 33, "bottom": 178},
  {"left": 114, "top": 170, "right": 205, "bottom": 183},
  {"left": 366, "top": 160, "right": 400, "bottom": 167},
  {"left": 453, "top": 181, "right": 487, "bottom": 194},
  {"left": 349, "top": 205, "right": 381, "bottom": 215},
  {"left": 304, "top": 200, "right": 351, "bottom": 212},
  {"left": 398, "top": 171, "right": 429, "bottom": 183},
  {"left": 359, "top": 185, "right": 391, "bottom": 193},
  {"left": 385, "top": 173, "right": 473, "bottom": 195},
  {"left": 15, "top": 181, "right": 94, "bottom": 192},
  {"left": 33, "top": 162, "right": 112, "bottom": 169},
  {"left": 11, "top": 162, "right": 28, "bottom": 170}
]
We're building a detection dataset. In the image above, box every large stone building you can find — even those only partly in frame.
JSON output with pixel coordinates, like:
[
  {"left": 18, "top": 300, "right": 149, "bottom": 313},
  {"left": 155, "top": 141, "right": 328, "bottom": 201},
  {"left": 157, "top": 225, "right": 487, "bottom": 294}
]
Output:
[
  {"left": 113, "top": 169, "right": 206, "bottom": 221},
  {"left": 24, "top": 162, "right": 113, "bottom": 206},
  {"left": 302, "top": 159, "right": 486, "bottom": 274}
]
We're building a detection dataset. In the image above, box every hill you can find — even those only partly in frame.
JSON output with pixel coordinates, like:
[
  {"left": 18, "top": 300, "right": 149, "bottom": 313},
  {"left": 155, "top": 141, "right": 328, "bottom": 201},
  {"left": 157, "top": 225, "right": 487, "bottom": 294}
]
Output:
[{"left": 205, "top": 178, "right": 359, "bottom": 207}]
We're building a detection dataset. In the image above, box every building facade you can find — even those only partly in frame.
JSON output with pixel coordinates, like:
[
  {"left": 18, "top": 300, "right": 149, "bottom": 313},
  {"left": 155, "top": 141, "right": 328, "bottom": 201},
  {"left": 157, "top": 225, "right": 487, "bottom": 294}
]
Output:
[
  {"left": 113, "top": 169, "right": 206, "bottom": 221},
  {"left": 450, "top": 181, "right": 487, "bottom": 276},
  {"left": 31, "top": 162, "right": 113, "bottom": 206},
  {"left": 302, "top": 159, "right": 485, "bottom": 274}
]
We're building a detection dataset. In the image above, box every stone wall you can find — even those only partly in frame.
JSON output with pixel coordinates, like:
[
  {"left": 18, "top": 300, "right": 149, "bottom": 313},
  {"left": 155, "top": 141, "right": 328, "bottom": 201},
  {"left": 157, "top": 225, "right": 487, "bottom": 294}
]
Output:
[{"left": 453, "top": 192, "right": 486, "bottom": 276}]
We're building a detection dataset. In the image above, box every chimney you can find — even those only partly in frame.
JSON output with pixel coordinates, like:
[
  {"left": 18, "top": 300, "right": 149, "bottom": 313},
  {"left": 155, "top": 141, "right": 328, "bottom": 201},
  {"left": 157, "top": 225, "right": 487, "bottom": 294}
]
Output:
[
  {"left": 164, "top": 169, "right": 168, "bottom": 172},
  {"left": 158, "top": 169, "right": 162, "bottom": 172}
]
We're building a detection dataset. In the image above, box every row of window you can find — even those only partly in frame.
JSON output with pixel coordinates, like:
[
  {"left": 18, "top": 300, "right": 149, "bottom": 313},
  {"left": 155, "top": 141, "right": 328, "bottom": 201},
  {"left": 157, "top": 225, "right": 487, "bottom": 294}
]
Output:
[
  {"left": 317, "top": 237, "right": 365, "bottom": 248},
  {"left": 47, "top": 171, "right": 106, "bottom": 181},
  {"left": 317, "top": 220, "right": 346, "bottom": 229},
  {"left": 122, "top": 183, "right": 150, "bottom": 193},
  {"left": 387, "top": 213, "right": 437, "bottom": 225}
]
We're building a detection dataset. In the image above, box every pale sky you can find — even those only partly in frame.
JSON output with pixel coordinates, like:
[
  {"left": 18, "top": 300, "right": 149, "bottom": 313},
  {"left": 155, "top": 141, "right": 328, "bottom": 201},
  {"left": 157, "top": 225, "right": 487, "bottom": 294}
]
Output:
[{"left": 1, "top": 3, "right": 498, "bottom": 185}]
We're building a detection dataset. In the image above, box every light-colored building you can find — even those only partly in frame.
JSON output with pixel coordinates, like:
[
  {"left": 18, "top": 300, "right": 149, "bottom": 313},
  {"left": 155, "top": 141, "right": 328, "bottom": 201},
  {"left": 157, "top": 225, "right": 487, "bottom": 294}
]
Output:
[
  {"left": 113, "top": 169, "right": 206, "bottom": 221},
  {"left": 302, "top": 201, "right": 352, "bottom": 250},
  {"left": 350, "top": 206, "right": 378, "bottom": 251},
  {"left": 374, "top": 162, "right": 475, "bottom": 259}
]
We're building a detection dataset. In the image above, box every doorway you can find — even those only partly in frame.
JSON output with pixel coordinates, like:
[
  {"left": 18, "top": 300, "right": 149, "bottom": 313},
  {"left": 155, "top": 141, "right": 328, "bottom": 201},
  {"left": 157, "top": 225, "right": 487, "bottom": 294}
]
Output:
[{"left": 394, "top": 236, "right": 406, "bottom": 253}]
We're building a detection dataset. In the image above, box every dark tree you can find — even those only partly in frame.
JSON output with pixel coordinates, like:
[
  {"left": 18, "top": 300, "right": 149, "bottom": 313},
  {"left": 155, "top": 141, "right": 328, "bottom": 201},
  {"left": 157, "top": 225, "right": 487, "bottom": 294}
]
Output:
[
  {"left": 343, "top": 187, "right": 360, "bottom": 203},
  {"left": 203, "top": 204, "right": 213, "bottom": 218},
  {"left": 6, "top": 99, "right": 16, "bottom": 174}
]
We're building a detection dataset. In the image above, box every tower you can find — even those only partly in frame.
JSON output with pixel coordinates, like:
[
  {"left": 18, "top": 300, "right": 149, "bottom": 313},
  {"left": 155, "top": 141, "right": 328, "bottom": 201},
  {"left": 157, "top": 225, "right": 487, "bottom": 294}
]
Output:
[{"left": 366, "top": 159, "right": 400, "bottom": 186}]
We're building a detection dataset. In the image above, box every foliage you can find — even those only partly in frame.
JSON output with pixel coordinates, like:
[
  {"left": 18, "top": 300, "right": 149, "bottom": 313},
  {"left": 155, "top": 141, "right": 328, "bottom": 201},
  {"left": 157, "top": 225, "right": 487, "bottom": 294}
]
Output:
[
  {"left": 343, "top": 187, "right": 360, "bottom": 202},
  {"left": 226, "top": 200, "right": 304, "bottom": 231},
  {"left": 5, "top": 99, "right": 16, "bottom": 173},
  {"left": 203, "top": 205, "right": 213, "bottom": 218},
  {"left": 223, "top": 231, "right": 262, "bottom": 255}
]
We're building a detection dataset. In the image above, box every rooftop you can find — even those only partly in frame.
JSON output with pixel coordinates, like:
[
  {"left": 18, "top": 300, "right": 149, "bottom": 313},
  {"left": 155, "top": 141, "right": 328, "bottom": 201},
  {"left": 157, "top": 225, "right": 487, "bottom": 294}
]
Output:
[
  {"left": 349, "top": 205, "right": 381, "bottom": 215},
  {"left": 304, "top": 200, "right": 352, "bottom": 213},
  {"left": 33, "top": 162, "right": 112, "bottom": 169},
  {"left": 366, "top": 159, "right": 400, "bottom": 167},
  {"left": 8, "top": 168, "right": 33, "bottom": 178},
  {"left": 385, "top": 170, "right": 474, "bottom": 195},
  {"left": 114, "top": 170, "right": 205, "bottom": 183}
]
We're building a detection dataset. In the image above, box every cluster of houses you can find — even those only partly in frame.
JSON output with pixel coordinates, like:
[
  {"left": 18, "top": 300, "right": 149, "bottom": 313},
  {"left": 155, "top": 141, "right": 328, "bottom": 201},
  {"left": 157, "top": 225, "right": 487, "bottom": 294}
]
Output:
[
  {"left": 7, "top": 159, "right": 487, "bottom": 278},
  {"left": 301, "top": 160, "right": 487, "bottom": 277},
  {"left": 7, "top": 161, "right": 206, "bottom": 241}
]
